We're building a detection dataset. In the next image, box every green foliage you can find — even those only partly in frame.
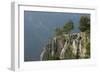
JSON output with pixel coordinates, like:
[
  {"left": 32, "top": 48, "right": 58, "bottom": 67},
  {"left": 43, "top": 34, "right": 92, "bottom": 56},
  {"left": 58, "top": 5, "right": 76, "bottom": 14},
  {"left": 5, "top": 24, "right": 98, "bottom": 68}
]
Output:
[
  {"left": 79, "top": 16, "right": 90, "bottom": 32},
  {"left": 63, "top": 20, "right": 74, "bottom": 34},
  {"left": 85, "top": 42, "right": 90, "bottom": 58},
  {"left": 55, "top": 20, "right": 74, "bottom": 36},
  {"left": 47, "top": 55, "right": 60, "bottom": 60},
  {"left": 64, "top": 45, "right": 75, "bottom": 59}
]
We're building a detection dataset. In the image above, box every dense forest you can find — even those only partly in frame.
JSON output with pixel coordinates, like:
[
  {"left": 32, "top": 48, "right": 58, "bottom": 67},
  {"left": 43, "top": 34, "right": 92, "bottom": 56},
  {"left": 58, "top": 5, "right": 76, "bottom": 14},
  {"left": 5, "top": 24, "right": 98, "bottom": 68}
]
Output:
[{"left": 40, "top": 15, "right": 90, "bottom": 60}]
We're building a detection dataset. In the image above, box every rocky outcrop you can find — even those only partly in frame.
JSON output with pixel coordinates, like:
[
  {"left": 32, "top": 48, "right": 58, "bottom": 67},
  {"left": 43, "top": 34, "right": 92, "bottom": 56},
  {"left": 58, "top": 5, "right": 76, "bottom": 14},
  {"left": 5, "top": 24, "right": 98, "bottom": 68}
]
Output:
[{"left": 40, "top": 32, "right": 90, "bottom": 60}]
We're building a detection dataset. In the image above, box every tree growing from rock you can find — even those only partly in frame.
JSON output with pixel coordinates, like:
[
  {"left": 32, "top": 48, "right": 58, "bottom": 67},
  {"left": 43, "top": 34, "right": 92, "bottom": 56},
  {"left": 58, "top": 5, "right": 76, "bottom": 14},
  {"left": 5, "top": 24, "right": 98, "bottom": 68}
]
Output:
[
  {"left": 79, "top": 16, "right": 90, "bottom": 32},
  {"left": 63, "top": 20, "right": 74, "bottom": 34}
]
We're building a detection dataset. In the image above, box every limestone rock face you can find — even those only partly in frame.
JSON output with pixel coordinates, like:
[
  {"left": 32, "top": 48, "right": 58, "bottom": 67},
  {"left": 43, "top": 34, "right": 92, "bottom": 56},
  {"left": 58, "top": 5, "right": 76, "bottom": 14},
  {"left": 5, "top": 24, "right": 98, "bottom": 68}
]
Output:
[{"left": 40, "top": 32, "right": 90, "bottom": 60}]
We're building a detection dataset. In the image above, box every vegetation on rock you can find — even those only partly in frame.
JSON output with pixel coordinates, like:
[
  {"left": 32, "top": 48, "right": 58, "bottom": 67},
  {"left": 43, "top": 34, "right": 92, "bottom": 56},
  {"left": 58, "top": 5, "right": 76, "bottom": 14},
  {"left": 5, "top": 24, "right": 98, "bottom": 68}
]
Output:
[{"left": 40, "top": 16, "right": 90, "bottom": 60}]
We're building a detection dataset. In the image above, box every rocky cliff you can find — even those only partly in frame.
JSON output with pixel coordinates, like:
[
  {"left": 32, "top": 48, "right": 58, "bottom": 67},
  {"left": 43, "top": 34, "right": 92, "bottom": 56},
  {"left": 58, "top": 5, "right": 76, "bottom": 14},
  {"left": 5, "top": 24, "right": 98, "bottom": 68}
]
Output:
[{"left": 40, "top": 32, "right": 90, "bottom": 60}]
